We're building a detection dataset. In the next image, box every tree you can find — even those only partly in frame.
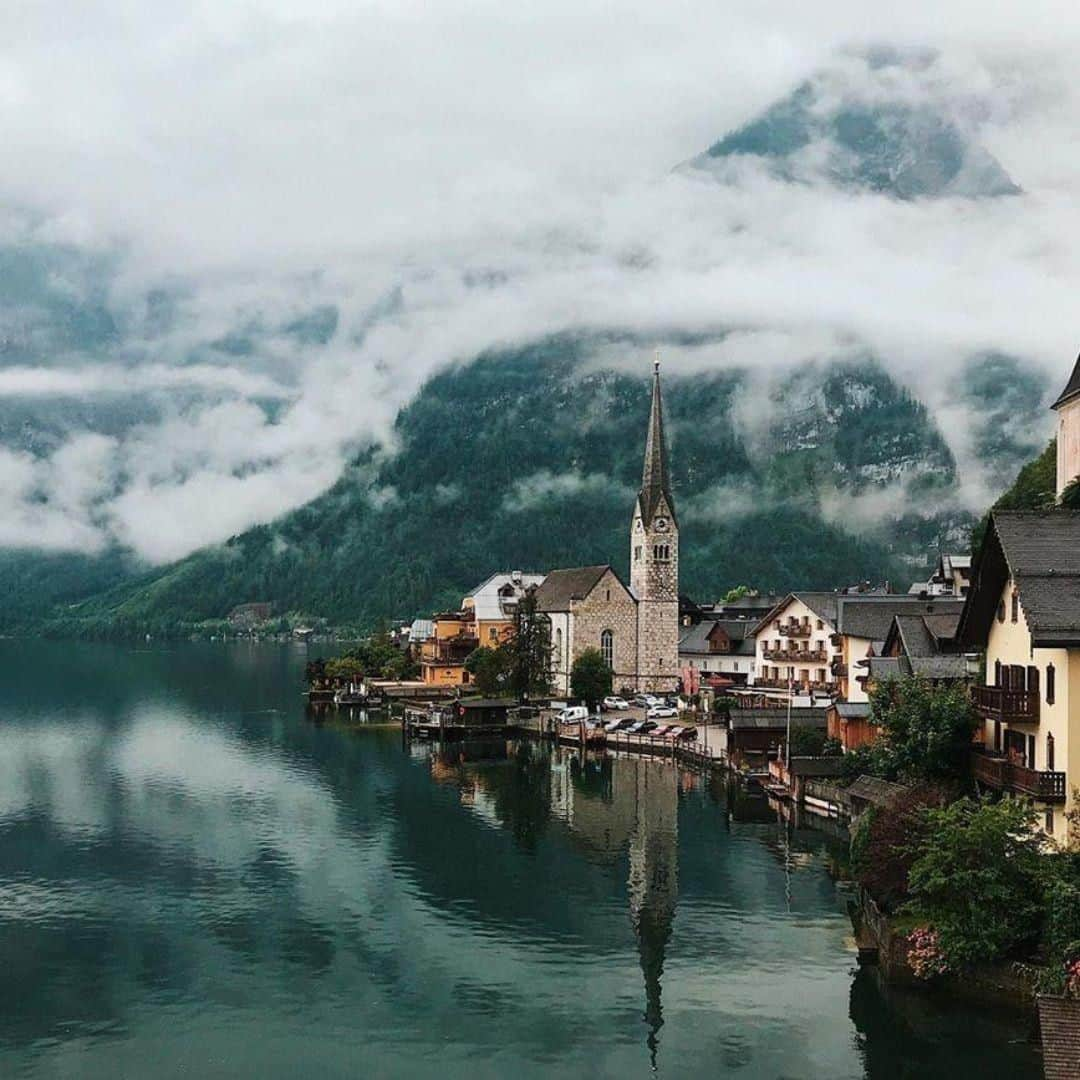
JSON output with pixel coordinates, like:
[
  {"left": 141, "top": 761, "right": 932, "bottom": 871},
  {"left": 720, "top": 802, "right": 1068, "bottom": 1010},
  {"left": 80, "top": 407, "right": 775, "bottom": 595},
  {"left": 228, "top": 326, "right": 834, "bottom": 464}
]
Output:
[
  {"left": 867, "top": 676, "right": 978, "bottom": 783},
  {"left": 904, "top": 796, "right": 1045, "bottom": 966},
  {"left": 1060, "top": 474, "right": 1080, "bottom": 509},
  {"left": 723, "top": 584, "right": 754, "bottom": 603},
  {"left": 571, "top": 648, "right": 613, "bottom": 708},
  {"left": 464, "top": 646, "right": 512, "bottom": 696},
  {"left": 788, "top": 725, "right": 841, "bottom": 757},
  {"left": 506, "top": 589, "right": 551, "bottom": 701}
]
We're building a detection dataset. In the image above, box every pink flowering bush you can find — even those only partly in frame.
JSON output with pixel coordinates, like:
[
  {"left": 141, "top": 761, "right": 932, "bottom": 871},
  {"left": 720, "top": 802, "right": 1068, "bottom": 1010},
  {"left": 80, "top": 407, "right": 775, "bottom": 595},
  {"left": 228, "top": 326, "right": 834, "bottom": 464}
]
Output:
[
  {"left": 907, "top": 926, "right": 950, "bottom": 980},
  {"left": 1065, "top": 958, "right": 1080, "bottom": 998}
]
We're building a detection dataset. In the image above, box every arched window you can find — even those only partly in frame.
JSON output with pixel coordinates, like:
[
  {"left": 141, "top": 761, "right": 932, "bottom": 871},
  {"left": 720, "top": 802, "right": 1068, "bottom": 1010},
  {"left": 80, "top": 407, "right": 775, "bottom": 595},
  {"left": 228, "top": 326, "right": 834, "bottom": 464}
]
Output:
[
  {"left": 1047, "top": 732, "right": 1055, "bottom": 771},
  {"left": 554, "top": 627, "right": 563, "bottom": 664},
  {"left": 1010, "top": 591, "right": 1019, "bottom": 623},
  {"left": 600, "top": 629, "right": 613, "bottom": 668},
  {"left": 1047, "top": 663, "right": 1056, "bottom": 705}
]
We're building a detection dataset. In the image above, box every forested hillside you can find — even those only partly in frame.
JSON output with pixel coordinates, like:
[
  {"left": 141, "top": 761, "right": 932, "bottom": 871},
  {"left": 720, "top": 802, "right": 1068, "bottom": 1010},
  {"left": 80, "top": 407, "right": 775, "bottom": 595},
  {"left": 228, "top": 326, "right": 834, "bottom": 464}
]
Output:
[{"left": 49, "top": 337, "right": 977, "bottom": 637}]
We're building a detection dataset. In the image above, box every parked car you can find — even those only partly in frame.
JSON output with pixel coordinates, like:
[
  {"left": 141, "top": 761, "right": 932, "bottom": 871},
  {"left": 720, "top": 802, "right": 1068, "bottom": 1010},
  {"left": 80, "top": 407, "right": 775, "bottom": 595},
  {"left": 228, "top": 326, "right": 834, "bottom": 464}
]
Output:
[
  {"left": 647, "top": 705, "right": 677, "bottom": 720},
  {"left": 650, "top": 724, "right": 674, "bottom": 737},
  {"left": 676, "top": 726, "right": 698, "bottom": 741},
  {"left": 602, "top": 695, "right": 630, "bottom": 711},
  {"left": 626, "top": 719, "right": 658, "bottom": 734},
  {"left": 632, "top": 694, "right": 661, "bottom": 709},
  {"left": 602, "top": 717, "right": 624, "bottom": 732},
  {"left": 556, "top": 706, "right": 590, "bottom": 725}
]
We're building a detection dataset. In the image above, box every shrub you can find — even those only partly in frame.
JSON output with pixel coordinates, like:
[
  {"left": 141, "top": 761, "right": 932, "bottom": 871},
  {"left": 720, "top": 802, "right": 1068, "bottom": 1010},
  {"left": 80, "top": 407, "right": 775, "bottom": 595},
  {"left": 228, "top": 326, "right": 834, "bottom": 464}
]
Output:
[
  {"left": 905, "top": 797, "right": 1044, "bottom": 967},
  {"left": 907, "top": 926, "right": 950, "bottom": 980}
]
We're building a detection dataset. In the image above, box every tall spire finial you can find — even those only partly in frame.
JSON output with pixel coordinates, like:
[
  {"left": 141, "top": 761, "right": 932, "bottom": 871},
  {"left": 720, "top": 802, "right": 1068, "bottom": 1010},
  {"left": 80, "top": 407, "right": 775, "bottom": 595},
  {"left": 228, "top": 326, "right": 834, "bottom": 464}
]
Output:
[{"left": 638, "top": 351, "right": 675, "bottom": 527}]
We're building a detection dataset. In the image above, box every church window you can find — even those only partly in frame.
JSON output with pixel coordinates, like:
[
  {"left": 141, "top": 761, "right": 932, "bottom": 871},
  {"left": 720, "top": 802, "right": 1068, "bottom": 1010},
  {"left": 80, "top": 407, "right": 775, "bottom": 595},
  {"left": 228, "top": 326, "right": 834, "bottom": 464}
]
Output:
[
  {"left": 600, "top": 629, "right": 613, "bottom": 667},
  {"left": 554, "top": 627, "right": 563, "bottom": 663},
  {"left": 605, "top": 588, "right": 611, "bottom": 601},
  {"left": 634, "top": 546, "right": 642, "bottom": 562}
]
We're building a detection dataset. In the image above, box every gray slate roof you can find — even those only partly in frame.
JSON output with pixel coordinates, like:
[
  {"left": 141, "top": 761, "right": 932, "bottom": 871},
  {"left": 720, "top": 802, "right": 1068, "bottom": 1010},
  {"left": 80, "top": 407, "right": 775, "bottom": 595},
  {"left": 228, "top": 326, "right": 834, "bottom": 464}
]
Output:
[
  {"left": 959, "top": 511, "right": 1080, "bottom": 645},
  {"left": 679, "top": 618, "right": 754, "bottom": 655},
  {"left": 535, "top": 566, "right": 613, "bottom": 611},
  {"left": 838, "top": 596, "right": 965, "bottom": 641},
  {"left": 728, "top": 708, "right": 827, "bottom": 730},
  {"left": 1051, "top": 351, "right": 1080, "bottom": 410},
  {"left": 833, "top": 702, "right": 871, "bottom": 719},
  {"left": 908, "top": 655, "right": 969, "bottom": 680},
  {"left": 847, "top": 775, "right": 909, "bottom": 807}
]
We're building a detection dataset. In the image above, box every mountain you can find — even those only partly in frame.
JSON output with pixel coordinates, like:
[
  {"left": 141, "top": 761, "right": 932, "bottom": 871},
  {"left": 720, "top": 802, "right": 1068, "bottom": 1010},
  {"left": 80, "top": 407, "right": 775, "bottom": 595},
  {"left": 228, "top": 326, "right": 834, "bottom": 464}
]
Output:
[
  {"left": 691, "top": 49, "right": 1019, "bottom": 199},
  {"left": 0, "top": 50, "right": 1054, "bottom": 637},
  {"left": 51, "top": 337, "right": 977, "bottom": 636}
]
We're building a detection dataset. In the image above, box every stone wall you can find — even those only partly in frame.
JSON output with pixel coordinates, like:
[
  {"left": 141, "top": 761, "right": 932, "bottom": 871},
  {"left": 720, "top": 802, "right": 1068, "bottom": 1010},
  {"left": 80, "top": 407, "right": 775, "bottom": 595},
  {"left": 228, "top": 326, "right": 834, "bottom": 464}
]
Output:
[{"left": 570, "top": 568, "right": 639, "bottom": 694}]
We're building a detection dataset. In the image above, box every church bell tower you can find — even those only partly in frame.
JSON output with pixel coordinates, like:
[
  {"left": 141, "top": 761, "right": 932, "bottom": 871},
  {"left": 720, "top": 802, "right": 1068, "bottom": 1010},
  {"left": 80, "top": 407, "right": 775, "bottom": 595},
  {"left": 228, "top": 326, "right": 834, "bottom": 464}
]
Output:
[{"left": 631, "top": 358, "right": 679, "bottom": 691}]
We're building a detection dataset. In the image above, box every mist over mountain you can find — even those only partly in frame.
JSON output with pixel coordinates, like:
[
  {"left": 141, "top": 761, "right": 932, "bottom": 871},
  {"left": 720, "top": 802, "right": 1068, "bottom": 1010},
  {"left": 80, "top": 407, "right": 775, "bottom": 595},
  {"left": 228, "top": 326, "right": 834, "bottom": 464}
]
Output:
[{"left": 0, "top": 43, "right": 1071, "bottom": 634}]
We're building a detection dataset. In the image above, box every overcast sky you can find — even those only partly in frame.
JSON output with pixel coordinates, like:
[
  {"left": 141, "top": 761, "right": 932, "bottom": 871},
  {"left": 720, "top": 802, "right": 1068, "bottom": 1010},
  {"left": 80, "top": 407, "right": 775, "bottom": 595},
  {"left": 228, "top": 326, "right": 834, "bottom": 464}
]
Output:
[{"left": 2, "top": 1, "right": 1080, "bottom": 561}]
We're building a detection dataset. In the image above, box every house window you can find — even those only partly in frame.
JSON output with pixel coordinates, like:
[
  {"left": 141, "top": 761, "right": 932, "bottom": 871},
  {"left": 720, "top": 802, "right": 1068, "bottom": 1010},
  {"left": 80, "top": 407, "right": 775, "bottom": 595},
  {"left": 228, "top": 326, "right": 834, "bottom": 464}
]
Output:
[
  {"left": 1047, "top": 732, "right": 1055, "bottom": 772},
  {"left": 817, "top": 619, "right": 823, "bottom": 630},
  {"left": 1027, "top": 666, "right": 1039, "bottom": 696},
  {"left": 1045, "top": 809, "right": 1055, "bottom": 836},
  {"left": 600, "top": 629, "right": 613, "bottom": 668},
  {"left": 1047, "top": 663, "right": 1056, "bottom": 705},
  {"left": 994, "top": 659, "right": 1001, "bottom": 686},
  {"left": 997, "top": 599, "right": 1005, "bottom": 623},
  {"left": 1010, "top": 591, "right": 1019, "bottom": 623}
]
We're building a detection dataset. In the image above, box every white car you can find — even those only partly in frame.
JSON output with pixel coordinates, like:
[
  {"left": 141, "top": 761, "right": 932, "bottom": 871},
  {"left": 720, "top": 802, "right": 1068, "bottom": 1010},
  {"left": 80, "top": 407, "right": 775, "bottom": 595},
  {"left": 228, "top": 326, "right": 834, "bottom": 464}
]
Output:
[
  {"left": 602, "top": 696, "right": 630, "bottom": 711},
  {"left": 556, "top": 706, "right": 590, "bottom": 725},
  {"left": 647, "top": 705, "right": 677, "bottom": 720}
]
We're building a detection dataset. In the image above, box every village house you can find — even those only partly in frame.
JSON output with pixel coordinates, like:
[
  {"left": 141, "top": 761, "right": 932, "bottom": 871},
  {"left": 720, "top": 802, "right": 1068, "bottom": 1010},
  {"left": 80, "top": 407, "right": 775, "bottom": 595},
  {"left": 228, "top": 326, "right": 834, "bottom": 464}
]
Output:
[
  {"left": 957, "top": 511, "right": 1079, "bottom": 843},
  {"left": 678, "top": 618, "right": 756, "bottom": 693},
  {"left": 751, "top": 593, "right": 842, "bottom": 693},
  {"left": 462, "top": 570, "right": 546, "bottom": 647},
  {"left": 911, "top": 553, "right": 972, "bottom": 597},
  {"left": 1054, "top": 351, "right": 1080, "bottom": 497},
  {"left": 417, "top": 610, "right": 479, "bottom": 687}
]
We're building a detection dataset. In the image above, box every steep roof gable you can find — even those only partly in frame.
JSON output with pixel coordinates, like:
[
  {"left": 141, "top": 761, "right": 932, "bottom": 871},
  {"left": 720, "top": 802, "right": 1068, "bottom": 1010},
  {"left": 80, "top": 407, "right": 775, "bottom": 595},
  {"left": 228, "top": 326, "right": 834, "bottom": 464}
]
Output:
[
  {"left": 1051, "top": 351, "right": 1080, "bottom": 410},
  {"left": 535, "top": 565, "right": 630, "bottom": 611},
  {"left": 959, "top": 510, "right": 1080, "bottom": 646},
  {"left": 638, "top": 360, "right": 677, "bottom": 528}
]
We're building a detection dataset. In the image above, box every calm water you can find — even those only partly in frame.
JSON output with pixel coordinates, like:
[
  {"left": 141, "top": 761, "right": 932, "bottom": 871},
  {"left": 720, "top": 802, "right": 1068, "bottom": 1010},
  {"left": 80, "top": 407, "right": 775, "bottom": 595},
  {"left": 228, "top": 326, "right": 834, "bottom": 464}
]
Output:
[{"left": 0, "top": 640, "right": 1041, "bottom": 1079}]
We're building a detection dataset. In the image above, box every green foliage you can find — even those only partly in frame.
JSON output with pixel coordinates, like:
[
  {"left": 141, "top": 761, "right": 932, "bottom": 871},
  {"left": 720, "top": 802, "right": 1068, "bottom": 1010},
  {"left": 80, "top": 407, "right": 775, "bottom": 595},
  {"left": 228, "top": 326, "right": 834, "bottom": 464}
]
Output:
[
  {"left": 789, "top": 724, "right": 829, "bottom": 756},
  {"left": 570, "top": 648, "right": 612, "bottom": 708},
  {"left": 971, "top": 439, "right": 1057, "bottom": 553},
  {"left": 464, "top": 646, "right": 512, "bottom": 697},
  {"left": 505, "top": 591, "right": 551, "bottom": 701},
  {"left": 905, "top": 797, "right": 1045, "bottom": 966},
  {"left": 1060, "top": 474, "right": 1080, "bottom": 509},
  {"left": 722, "top": 584, "right": 753, "bottom": 603},
  {"left": 1043, "top": 877, "right": 1080, "bottom": 961},
  {"left": 324, "top": 656, "right": 366, "bottom": 679},
  {"left": 865, "top": 676, "right": 978, "bottom": 782}
]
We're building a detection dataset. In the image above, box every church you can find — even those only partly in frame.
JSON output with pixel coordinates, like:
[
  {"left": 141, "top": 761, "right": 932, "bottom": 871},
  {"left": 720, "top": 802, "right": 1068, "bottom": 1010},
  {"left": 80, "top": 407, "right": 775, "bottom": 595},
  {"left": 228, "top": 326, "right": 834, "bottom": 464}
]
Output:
[{"left": 537, "top": 359, "right": 680, "bottom": 694}]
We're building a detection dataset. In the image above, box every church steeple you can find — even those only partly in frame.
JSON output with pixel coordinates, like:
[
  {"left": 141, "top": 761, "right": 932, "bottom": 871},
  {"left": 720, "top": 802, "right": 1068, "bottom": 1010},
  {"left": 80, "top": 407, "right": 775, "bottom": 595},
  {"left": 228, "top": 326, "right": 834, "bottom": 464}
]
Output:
[{"left": 638, "top": 357, "right": 676, "bottom": 528}]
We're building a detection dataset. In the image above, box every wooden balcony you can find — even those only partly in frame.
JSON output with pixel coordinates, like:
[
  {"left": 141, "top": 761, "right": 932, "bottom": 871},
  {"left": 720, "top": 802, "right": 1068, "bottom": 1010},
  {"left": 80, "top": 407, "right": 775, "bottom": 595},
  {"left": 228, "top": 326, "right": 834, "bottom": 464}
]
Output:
[
  {"left": 779, "top": 623, "right": 811, "bottom": 638},
  {"left": 831, "top": 659, "right": 848, "bottom": 677},
  {"left": 763, "top": 647, "right": 792, "bottom": 661},
  {"left": 971, "top": 749, "right": 1066, "bottom": 802},
  {"left": 971, "top": 685, "right": 1040, "bottom": 724}
]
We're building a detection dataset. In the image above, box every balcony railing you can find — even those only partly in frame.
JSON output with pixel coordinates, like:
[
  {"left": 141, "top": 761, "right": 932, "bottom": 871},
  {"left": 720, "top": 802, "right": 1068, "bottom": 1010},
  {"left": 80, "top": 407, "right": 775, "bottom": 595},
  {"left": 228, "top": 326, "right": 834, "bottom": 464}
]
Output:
[
  {"left": 971, "top": 685, "right": 1040, "bottom": 724},
  {"left": 830, "top": 660, "right": 848, "bottom": 677},
  {"left": 971, "top": 749, "right": 1066, "bottom": 802},
  {"left": 778, "top": 623, "right": 811, "bottom": 638},
  {"left": 763, "top": 648, "right": 792, "bottom": 661}
]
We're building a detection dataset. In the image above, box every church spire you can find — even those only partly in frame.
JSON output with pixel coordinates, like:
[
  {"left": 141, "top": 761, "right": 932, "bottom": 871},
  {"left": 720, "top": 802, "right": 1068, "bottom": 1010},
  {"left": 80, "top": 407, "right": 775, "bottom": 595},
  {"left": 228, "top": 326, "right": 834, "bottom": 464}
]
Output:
[{"left": 639, "top": 354, "right": 675, "bottom": 527}]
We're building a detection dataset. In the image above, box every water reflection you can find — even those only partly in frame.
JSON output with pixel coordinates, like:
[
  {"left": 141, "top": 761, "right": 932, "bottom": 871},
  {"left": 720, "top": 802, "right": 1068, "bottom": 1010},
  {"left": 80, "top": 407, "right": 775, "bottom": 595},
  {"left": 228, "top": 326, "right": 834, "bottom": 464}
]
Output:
[{"left": 0, "top": 641, "right": 1044, "bottom": 1079}]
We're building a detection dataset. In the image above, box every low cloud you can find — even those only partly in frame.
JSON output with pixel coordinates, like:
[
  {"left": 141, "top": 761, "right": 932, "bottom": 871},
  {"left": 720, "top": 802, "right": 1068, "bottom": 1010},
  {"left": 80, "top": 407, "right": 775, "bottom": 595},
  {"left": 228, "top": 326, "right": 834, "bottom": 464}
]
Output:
[
  {"left": 503, "top": 470, "right": 628, "bottom": 513},
  {"left": 0, "top": 14, "right": 1077, "bottom": 564}
]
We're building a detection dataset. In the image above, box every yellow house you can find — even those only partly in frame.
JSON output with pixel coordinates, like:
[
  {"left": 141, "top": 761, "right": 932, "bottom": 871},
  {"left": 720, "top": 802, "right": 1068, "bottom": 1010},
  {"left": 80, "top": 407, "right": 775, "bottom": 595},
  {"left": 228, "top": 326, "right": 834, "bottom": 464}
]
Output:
[
  {"left": 958, "top": 511, "right": 1080, "bottom": 846},
  {"left": 418, "top": 611, "right": 479, "bottom": 687}
]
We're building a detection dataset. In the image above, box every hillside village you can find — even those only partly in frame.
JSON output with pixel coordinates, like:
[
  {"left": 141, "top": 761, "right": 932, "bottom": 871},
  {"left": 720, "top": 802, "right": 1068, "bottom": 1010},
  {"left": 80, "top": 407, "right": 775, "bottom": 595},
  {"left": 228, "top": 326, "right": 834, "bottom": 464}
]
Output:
[{"left": 306, "top": 351, "right": 1080, "bottom": 858}]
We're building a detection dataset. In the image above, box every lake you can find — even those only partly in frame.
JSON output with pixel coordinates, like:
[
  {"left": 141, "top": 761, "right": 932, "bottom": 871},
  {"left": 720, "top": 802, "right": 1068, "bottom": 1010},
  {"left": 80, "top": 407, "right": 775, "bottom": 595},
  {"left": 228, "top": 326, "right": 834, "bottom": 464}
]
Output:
[{"left": 0, "top": 640, "right": 1042, "bottom": 1078}]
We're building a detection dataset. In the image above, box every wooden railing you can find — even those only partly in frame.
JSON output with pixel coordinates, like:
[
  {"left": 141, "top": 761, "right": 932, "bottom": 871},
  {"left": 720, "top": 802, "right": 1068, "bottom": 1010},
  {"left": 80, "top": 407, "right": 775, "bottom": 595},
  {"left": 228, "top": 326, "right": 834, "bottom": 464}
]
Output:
[
  {"left": 779, "top": 623, "right": 811, "bottom": 638},
  {"left": 971, "top": 685, "right": 1040, "bottom": 724},
  {"left": 971, "top": 749, "right": 1065, "bottom": 801}
]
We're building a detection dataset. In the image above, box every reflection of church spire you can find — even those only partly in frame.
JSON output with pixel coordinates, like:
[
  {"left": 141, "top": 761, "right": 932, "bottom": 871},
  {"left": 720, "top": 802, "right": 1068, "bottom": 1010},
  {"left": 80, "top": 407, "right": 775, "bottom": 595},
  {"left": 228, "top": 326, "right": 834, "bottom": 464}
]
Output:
[{"left": 626, "top": 759, "right": 679, "bottom": 1070}]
